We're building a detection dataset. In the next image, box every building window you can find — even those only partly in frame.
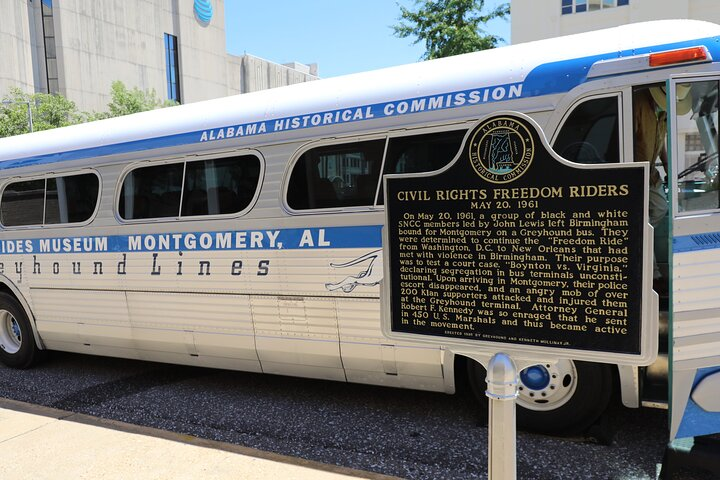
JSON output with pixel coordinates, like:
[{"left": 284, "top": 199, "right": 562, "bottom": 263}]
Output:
[
  {"left": 41, "top": 0, "right": 59, "bottom": 94},
  {"left": 561, "top": 0, "right": 628, "bottom": 14},
  {"left": 561, "top": 0, "right": 573, "bottom": 15},
  {"left": 164, "top": 33, "right": 181, "bottom": 103}
]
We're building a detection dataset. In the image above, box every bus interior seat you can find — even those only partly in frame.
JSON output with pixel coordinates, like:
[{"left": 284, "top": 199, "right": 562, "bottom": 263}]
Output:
[
  {"left": 355, "top": 174, "right": 378, "bottom": 204},
  {"left": 207, "top": 187, "right": 241, "bottom": 214},
  {"left": 154, "top": 191, "right": 181, "bottom": 216},
  {"left": 312, "top": 178, "right": 337, "bottom": 208},
  {"left": 127, "top": 194, "right": 149, "bottom": 219},
  {"left": 182, "top": 189, "right": 207, "bottom": 216},
  {"left": 560, "top": 142, "right": 605, "bottom": 164}
]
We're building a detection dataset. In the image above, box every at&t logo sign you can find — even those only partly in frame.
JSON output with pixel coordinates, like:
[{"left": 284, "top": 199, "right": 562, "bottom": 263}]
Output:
[{"left": 194, "top": 0, "right": 213, "bottom": 25}]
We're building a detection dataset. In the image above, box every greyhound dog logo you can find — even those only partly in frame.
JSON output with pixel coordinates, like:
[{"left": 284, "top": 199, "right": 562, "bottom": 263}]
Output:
[{"left": 325, "top": 249, "right": 383, "bottom": 293}]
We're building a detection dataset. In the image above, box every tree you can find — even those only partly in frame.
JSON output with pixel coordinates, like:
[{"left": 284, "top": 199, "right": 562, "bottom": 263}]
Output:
[
  {"left": 0, "top": 88, "right": 84, "bottom": 138},
  {"left": 393, "top": 0, "right": 509, "bottom": 60},
  {"left": 0, "top": 81, "right": 177, "bottom": 138},
  {"left": 92, "top": 80, "right": 174, "bottom": 120}
]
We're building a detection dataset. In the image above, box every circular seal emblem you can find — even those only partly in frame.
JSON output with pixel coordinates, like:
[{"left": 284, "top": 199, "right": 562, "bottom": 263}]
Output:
[{"left": 468, "top": 117, "right": 534, "bottom": 184}]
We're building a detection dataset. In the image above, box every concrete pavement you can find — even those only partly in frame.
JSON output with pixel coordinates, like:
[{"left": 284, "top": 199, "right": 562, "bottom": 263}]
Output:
[{"left": 0, "top": 399, "right": 395, "bottom": 480}]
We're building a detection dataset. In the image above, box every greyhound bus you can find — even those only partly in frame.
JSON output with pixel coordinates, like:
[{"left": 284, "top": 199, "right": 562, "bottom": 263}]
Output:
[{"left": 0, "top": 20, "right": 719, "bottom": 437}]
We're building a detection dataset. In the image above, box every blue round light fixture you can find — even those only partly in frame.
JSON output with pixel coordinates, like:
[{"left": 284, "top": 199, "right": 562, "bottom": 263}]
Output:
[{"left": 194, "top": 0, "right": 213, "bottom": 25}]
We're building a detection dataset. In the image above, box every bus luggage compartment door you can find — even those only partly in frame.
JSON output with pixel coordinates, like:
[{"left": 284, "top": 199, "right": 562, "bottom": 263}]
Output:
[
  {"left": 125, "top": 291, "right": 261, "bottom": 371},
  {"left": 30, "top": 288, "right": 133, "bottom": 352},
  {"left": 252, "top": 295, "right": 345, "bottom": 381}
]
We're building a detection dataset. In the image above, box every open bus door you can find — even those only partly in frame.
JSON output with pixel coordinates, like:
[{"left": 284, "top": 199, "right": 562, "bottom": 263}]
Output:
[{"left": 667, "top": 76, "right": 720, "bottom": 446}]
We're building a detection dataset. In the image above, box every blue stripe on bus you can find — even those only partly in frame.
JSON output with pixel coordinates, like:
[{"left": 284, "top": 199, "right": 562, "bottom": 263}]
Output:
[
  {"left": 2, "top": 35, "right": 720, "bottom": 171},
  {"left": 1, "top": 131, "right": 201, "bottom": 171},
  {"left": 0, "top": 225, "right": 384, "bottom": 255},
  {"left": 676, "top": 366, "right": 720, "bottom": 439},
  {"left": 3, "top": 227, "right": 719, "bottom": 255},
  {"left": 523, "top": 36, "right": 720, "bottom": 97},
  {"left": 673, "top": 232, "right": 720, "bottom": 253}
]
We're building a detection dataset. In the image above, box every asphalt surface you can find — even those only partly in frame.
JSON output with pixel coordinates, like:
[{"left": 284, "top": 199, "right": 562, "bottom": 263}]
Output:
[{"left": 0, "top": 351, "right": 716, "bottom": 480}]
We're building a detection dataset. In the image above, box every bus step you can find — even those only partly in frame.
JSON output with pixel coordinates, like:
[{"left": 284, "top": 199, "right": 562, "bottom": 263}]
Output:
[
  {"left": 658, "top": 310, "right": 669, "bottom": 354},
  {"left": 641, "top": 399, "right": 668, "bottom": 409},
  {"left": 641, "top": 353, "right": 668, "bottom": 408}
]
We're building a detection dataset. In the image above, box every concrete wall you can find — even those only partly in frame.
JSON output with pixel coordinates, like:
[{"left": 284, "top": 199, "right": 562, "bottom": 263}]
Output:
[
  {"left": 169, "top": 0, "right": 232, "bottom": 104},
  {"left": 226, "top": 55, "right": 243, "bottom": 97},
  {"left": 237, "top": 55, "right": 318, "bottom": 94},
  {"left": 52, "top": 1, "right": 165, "bottom": 111},
  {"left": 0, "top": 2, "right": 36, "bottom": 96},
  {"left": 2, "top": 0, "right": 318, "bottom": 115},
  {"left": 512, "top": 0, "right": 720, "bottom": 44},
  {"left": 51, "top": 0, "right": 231, "bottom": 112}
]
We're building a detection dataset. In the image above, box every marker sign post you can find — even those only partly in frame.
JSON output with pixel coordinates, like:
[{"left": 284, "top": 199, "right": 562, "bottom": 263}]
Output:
[{"left": 382, "top": 112, "right": 658, "bottom": 478}]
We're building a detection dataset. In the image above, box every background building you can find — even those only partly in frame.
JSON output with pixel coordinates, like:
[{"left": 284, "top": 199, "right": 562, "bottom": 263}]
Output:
[
  {"left": 0, "top": 0, "right": 318, "bottom": 113},
  {"left": 511, "top": 0, "right": 720, "bottom": 44}
]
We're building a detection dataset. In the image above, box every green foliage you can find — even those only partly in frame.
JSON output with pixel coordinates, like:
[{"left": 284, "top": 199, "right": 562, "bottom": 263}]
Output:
[
  {"left": 0, "top": 81, "right": 177, "bottom": 137},
  {"left": 0, "top": 87, "right": 84, "bottom": 137},
  {"left": 91, "top": 81, "right": 175, "bottom": 121},
  {"left": 393, "top": 0, "right": 509, "bottom": 60}
]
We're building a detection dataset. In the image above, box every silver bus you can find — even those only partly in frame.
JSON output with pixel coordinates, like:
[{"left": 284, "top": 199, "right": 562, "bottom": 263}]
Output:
[{"left": 1, "top": 20, "right": 719, "bottom": 438}]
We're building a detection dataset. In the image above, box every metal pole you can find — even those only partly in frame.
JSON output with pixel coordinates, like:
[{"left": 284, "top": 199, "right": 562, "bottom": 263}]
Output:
[
  {"left": 26, "top": 101, "right": 33, "bottom": 133},
  {"left": 1, "top": 100, "right": 34, "bottom": 133},
  {"left": 486, "top": 352, "right": 519, "bottom": 480}
]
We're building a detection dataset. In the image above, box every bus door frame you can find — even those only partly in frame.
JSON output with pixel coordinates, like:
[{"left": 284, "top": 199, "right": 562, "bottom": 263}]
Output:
[{"left": 667, "top": 74, "right": 720, "bottom": 441}]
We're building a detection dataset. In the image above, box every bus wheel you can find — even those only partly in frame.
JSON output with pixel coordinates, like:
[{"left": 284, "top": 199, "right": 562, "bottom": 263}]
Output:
[
  {"left": 467, "top": 358, "right": 612, "bottom": 435},
  {"left": 0, "top": 293, "right": 40, "bottom": 369}
]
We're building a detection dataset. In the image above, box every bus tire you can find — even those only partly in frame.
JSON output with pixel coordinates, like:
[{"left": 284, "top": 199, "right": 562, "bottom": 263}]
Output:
[
  {"left": 0, "top": 293, "right": 41, "bottom": 369},
  {"left": 467, "top": 358, "right": 612, "bottom": 435}
]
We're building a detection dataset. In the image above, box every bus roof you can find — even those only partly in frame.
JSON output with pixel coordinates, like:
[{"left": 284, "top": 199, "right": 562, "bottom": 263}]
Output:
[{"left": 2, "top": 19, "right": 720, "bottom": 170}]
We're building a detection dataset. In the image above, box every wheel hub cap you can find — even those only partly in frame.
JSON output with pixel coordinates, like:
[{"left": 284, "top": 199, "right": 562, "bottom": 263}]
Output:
[
  {"left": 516, "top": 360, "right": 578, "bottom": 411},
  {"left": 11, "top": 318, "right": 21, "bottom": 342},
  {"left": 0, "top": 311, "right": 22, "bottom": 354},
  {"left": 520, "top": 365, "right": 551, "bottom": 390}
]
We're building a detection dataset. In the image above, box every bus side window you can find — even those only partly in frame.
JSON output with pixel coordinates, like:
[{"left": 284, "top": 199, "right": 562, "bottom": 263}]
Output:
[
  {"left": 119, "top": 155, "right": 261, "bottom": 220},
  {"left": 45, "top": 174, "right": 100, "bottom": 224},
  {"left": 181, "top": 155, "right": 261, "bottom": 216},
  {"left": 119, "top": 163, "right": 184, "bottom": 220},
  {"left": 0, "top": 179, "right": 44, "bottom": 227},
  {"left": 377, "top": 129, "right": 466, "bottom": 205},
  {"left": 553, "top": 96, "right": 620, "bottom": 164},
  {"left": 1, "top": 173, "right": 100, "bottom": 227},
  {"left": 287, "top": 140, "right": 385, "bottom": 210}
]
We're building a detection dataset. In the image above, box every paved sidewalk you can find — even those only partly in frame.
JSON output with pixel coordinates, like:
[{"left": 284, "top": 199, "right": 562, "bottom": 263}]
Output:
[{"left": 0, "top": 399, "right": 393, "bottom": 480}]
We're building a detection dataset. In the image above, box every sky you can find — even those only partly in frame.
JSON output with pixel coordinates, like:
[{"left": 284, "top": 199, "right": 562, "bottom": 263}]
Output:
[{"left": 224, "top": 0, "right": 511, "bottom": 78}]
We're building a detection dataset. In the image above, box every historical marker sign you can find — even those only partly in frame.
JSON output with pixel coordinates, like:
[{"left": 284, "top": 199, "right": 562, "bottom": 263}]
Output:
[{"left": 383, "top": 112, "right": 657, "bottom": 364}]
